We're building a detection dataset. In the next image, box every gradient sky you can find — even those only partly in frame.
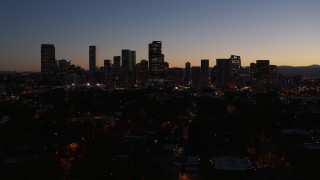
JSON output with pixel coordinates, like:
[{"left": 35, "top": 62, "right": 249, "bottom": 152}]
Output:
[{"left": 1, "top": 0, "right": 319, "bottom": 71}]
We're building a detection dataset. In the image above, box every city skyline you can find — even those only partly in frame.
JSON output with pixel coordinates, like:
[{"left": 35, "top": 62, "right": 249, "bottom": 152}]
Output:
[{"left": 1, "top": 0, "right": 320, "bottom": 71}]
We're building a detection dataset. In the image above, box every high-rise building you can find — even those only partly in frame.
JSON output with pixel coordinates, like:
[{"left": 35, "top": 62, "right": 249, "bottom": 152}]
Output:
[
  {"left": 104, "top": 59, "right": 112, "bottom": 85},
  {"left": 229, "top": 55, "right": 241, "bottom": 87},
  {"left": 269, "top": 65, "right": 277, "bottom": 75},
  {"left": 89, "top": 46, "right": 97, "bottom": 72},
  {"left": 191, "top": 66, "right": 201, "bottom": 88},
  {"left": 256, "top": 60, "right": 270, "bottom": 78},
  {"left": 58, "top": 59, "right": 70, "bottom": 75},
  {"left": 165, "top": 68, "right": 184, "bottom": 87},
  {"left": 250, "top": 62, "right": 257, "bottom": 77},
  {"left": 121, "top": 49, "right": 136, "bottom": 84},
  {"left": 104, "top": 59, "right": 111, "bottom": 75},
  {"left": 216, "top": 58, "right": 231, "bottom": 88},
  {"left": 230, "top": 55, "right": 241, "bottom": 69},
  {"left": 201, "top": 59, "right": 210, "bottom": 87},
  {"left": 149, "top": 41, "right": 165, "bottom": 81},
  {"left": 215, "top": 55, "right": 241, "bottom": 88},
  {"left": 113, "top": 56, "right": 121, "bottom": 86},
  {"left": 131, "top": 51, "right": 136, "bottom": 72},
  {"left": 140, "top": 60, "right": 148, "bottom": 85},
  {"left": 136, "top": 60, "right": 149, "bottom": 87},
  {"left": 121, "top": 50, "right": 136, "bottom": 72},
  {"left": 230, "top": 55, "right": 241, "bottom": 76},
  {"left": 184, "top": 62, "right": 191, "bottom": 86},
  {"left": 41, "top": 44, "right": 57, "bottom": 76},
  {"left": 121, "top": 49, "right": 130, "bottom": 73}
]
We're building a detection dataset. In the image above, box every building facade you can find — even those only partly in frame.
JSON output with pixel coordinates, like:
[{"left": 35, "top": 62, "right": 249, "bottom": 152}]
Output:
[
  {"left": 201, "top": 59, "right": 210, "bottom": 87},
  {"left": 89, "top": 46, "right": 97, "bottom": 72},
  {"left": 216, "top": 58, "right": 231, "bottom": 88},
  {"left": 149, "top": 41, "right": 165, "bottom": 81},
  {"left": 191, "top": 66, "right": 201, "bottom": 88},
  {"left": 113, "top": 56, "right": 121, "bottom": 86},
  {"left": 184, "top": 62, "right": 191, "bottom": 86},
  {"left": 41, "top": 44, "right": 57, "bottom": 77}
]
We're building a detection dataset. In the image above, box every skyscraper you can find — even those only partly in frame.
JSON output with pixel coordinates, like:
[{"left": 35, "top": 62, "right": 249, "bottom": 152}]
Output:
[
  {"left": 191, "top": 66, "right": 201, "bottom": 88},
  {"left": 58, "top": 59, "right": 70, "bottom": 75},
  {"left": 104, "top": 59, "right": 111, "bottom": 75},
  {"left": 216, "top": 55, "right": 241, "bottom": 88},
  {"left": 229, "top": 55, "right": 241, "bottom": 87},
  {"left": 149, "top": 41, "right": 164, "bottom": 81},
  {"left": 165, "top": 68, "right": 184, "bottom": 87},
  {"left": 41, "top": 44, "right": 57, "bottom": 76},
  {"left": 121, "top": 49, "right": 136, "bottom": 84},
  {"left": 201, "top": 59, "right": 209, "bottom": 87},
  {"left": 140, "top": 60, "right": 148, "bottom": 85},
  {"left": 216, "top": 58, "right": 231, "bottom": 88},
  {"left": 131, "top": 51, "right": 136, "bottom": 72},
  {"left": 136, "top": 60, "right": 149, "bottom": 87},
  {"left": 121, "top": 50, "right": 136, "bottom": 72},
  {"left": 89, "top": 46, "right": 97, "bottom": 72},
  {"left": 230, "top": 55, "right": 241, "bottom": 76},
  {"left": 269, "top": 65, "right": 277, "bottom": 75},
  {"left": 250, "top": 62, "right": 257, "bottom": 77},
  {"left": 104, "top": 59, "right": 112, "bottom": 85},
  {"left": 184, "top": 62, "right": 191, "bottom": 86},
  {"left": 256, "top": 60, "right": 270, "bottom": 78},
  {"left": 113, "top": 56, "right": 121, "bottom": 86}
]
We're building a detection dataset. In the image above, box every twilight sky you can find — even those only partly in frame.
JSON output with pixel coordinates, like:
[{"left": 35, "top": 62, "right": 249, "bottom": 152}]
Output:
[{"left": 1, "top": 0, "right": 319, "bottom": 71}]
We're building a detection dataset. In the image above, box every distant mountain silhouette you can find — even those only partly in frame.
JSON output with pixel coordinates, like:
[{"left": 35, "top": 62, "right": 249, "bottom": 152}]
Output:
[
  {"left": 278, "top": 65, "right": 320, "bottom": 76},
  {"left": 0, "top": 71, "right": 16, "bottom": 74},
  {"left": 0, "top": 71, "right": 40, "bottom": 74}
]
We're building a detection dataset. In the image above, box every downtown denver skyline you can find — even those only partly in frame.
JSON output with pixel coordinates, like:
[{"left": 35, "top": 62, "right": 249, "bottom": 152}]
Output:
[{"left": 1, "top": 0, "right": 320, "bottom": 72}]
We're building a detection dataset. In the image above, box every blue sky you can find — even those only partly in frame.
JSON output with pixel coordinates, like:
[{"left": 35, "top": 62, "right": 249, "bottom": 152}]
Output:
[{"left": 1, "top": 0, "right": 320, "bottom": 71}]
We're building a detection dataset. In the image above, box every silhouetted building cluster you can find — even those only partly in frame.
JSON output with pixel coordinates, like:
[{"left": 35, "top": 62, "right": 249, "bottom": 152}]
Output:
[
  {"left": 215, "top": 55, "right": 241, "bottom": 89},
  {"left": 40, "top": 42, "right": 283, "bottom": 90}
]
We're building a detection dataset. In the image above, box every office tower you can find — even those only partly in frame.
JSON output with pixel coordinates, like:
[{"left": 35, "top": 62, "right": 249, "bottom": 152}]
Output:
[
  {"left": 269, "top": 65, "right": 277, "bottom": 75},
  {"left": 229, "top": 55, "right": 241, "bottom": 87},
  {"left": 215, "top": 55, "right": 241, "bottom": 88},
  {"left": 250, "top": 62, "right": 257, "bottom": 77},
  {"left": 89, "top": 46, "right": 97, "bottom": 72},
  {"left": 210, "top": 66, "right": 216, "bottom": 84},
  {"left": 256, "top": 60, "right": 270, "bottom": 78},
  {"left": 41, "top": 44, "right": 57, "bottom": 76},
  {"left": 230, "top": 55, "right": 241, "bottom": 69},
  {"left": 230, "top": 55, "right": 241, "bottom": 78},
  {"left": 58, "top": 59, "right": 71, "bottom": 75},
  {"left": 104, "top": 59, "right": 112, "bottom": 85},
  {"left": 140, "top": 60, "right": 149, "bottom": 85},
  {"left": 121, "top": 49, "right": 136, "bottom": 72},
  {"left": 135, "top": 63, "right": 142, "bottom": 83},
  {"left": 191, "top": 66, "right": 201, "bottom": 88},
  {"left": 165, "top": 68, "right": 184, "bottom": 87},
  {"left": 135, "top": 60, "right": 149, "bottom": 87},
  {"left": 131, "top": 51, "right": 136, "bottom": 72},
  {"left": 113, "top": 56, "right": 121, "bottom": 85},
  {"left": 114, "top": 56, "right": 121, "bottom": 67},
  {"left": 216, "top": 58, "right": 231, "bottom": 88},
  {"left": 121, "top": 49, "right": 130, "bottom": 76},
  {"left": 149, "top": 41, "right": 165, "bottom": 81},
  {"left": 201, "top": 59, "right": 210, "bottom": 87},
  {"left": 121, "top": 49, "right": 136, "bottom": 84},
  {"left": 184, "top": 62, "right": 191, "bottom": 86},
  {"left": 104, "top": 59, "right": 111, "bottom": 75}
]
